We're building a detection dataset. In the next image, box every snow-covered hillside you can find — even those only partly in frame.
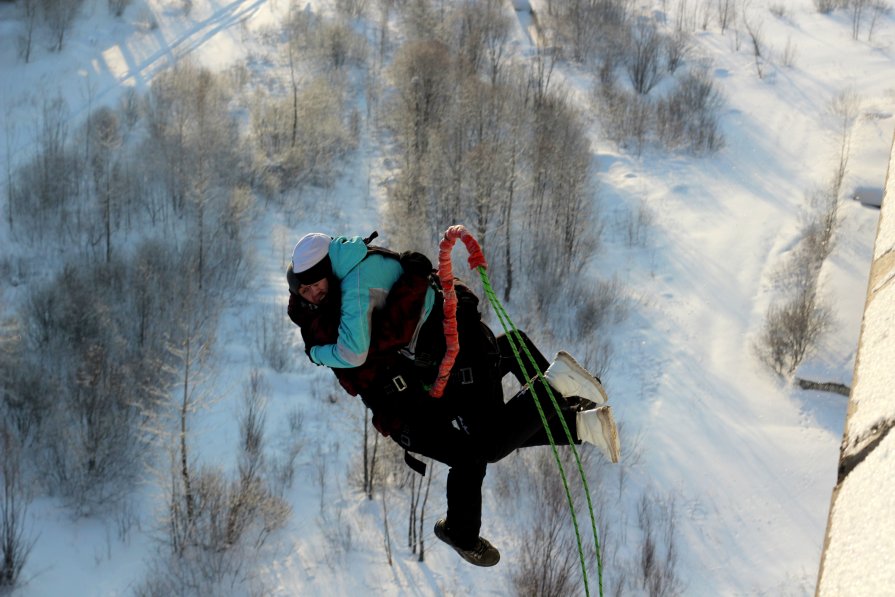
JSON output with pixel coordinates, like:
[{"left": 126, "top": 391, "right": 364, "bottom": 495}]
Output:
[{"left": 1, "top": 0, "right": 892, "bottom": 595}]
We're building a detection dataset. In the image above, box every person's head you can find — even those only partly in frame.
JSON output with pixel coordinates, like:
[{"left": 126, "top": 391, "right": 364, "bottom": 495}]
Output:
[{"left": 290, "top": 233, "right": 333, "bottom": 305}]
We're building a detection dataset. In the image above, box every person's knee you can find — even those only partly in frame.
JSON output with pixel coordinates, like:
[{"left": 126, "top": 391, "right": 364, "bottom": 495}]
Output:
[
  {"left": 498, "top": 329, "right": 531, "bottom": 348},
  {"left": 481, "top": 441, "right": 511, "bottom": 464}
]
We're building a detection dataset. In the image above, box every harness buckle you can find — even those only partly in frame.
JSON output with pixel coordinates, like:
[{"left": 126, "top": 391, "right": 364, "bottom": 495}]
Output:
[{"left": 392, "top": 375, "right": 408, "bottom": 392}]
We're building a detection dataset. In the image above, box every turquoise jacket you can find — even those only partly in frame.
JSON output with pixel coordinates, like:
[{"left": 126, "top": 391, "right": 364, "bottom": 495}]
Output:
[{"left": 309, "top": 236, "right": 435, "bottom": 368}]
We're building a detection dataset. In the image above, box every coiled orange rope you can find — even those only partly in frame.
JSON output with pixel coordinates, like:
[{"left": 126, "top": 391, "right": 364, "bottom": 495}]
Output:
[{"left": 429, "top": 225, "right": 487, "bottom": 398}]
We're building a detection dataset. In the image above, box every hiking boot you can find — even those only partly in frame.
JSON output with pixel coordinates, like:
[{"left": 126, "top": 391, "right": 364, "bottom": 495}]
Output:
[
  {"left": 576, "top": 405, "right": 621, "bottom": 463},
  {"left": 544, "top": 351, "right": 609, "bottom": 405},
  {"left": 434, "top": 519, "right": 500, "bottom": 567}
]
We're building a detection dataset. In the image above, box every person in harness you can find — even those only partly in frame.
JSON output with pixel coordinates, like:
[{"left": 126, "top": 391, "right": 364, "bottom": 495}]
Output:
[{"left": 287, "top": 232, "right": 620, "bottom": 567}]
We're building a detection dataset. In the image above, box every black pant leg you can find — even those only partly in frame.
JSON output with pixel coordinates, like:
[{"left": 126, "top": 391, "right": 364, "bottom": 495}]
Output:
[
  {"left": 520, "top": 400, "right": 579, "bottom": 448},
  {"left": 496, "top": 330, "right": 550, "bottom": 384},
  {"left": 391, "top": 409, "right": 489, "bottom": 545},
  {"left": 445, "top": 460, "right": 487, "bottom": 548},
  {"left": 475, "top": 378, "right": 580, "bottom": 463}
]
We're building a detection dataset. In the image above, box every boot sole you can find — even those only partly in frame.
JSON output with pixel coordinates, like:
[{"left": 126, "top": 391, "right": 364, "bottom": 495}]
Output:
[
  {"left": 434, "top": 520, "right": 500, "bottom": 567},
  {"left": 556, "top": 351, "right": 609, "bottom": 404},
  {"left": 597, "top": 406, "right": 621, "bottom": 463}
]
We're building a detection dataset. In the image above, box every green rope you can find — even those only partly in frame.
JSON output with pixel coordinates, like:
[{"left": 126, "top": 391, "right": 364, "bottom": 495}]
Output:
[{"left": 477, "top": 266, "right": 604, "bottom": 597}]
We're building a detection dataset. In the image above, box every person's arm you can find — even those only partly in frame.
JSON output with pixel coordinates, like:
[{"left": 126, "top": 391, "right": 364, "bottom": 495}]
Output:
[{"left": 309, "top": 253, "right": 403, "bottom": 368}]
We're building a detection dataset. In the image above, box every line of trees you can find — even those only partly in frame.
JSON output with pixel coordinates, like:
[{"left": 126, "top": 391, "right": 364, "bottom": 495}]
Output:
[
  {"left": 812, "top": 0, "right": 891, "bottom": 40},
  {"left": 14, "top": 0, "right": 89, "bottom": 62},
  {"left": 546, "top": 1, "right": 727, "bottom": 155},
  {"left": 381, "top": 14, "right": 601, "bottom": 318},
  {"left": 754, "top": 89, "right": 861, "bottom": 377},
  {"left": 2, "top": 58, "right": 259, "bottom": 591},
  {"left": 246, "top": 7, "right": 363, "bottom": 197}
]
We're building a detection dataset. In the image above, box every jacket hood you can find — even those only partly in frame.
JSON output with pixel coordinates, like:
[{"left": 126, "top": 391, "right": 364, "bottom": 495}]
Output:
[{"left": 328, "top": 236, "right": 369, "bottom": 279}]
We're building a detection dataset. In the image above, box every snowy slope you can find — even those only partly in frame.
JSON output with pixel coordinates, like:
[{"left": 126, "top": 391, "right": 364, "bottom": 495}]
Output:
[{"left": 1, "top": 0, "right": 892, "bottom": 595}]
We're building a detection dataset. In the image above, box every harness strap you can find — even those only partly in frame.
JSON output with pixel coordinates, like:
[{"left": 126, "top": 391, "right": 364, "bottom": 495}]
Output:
[{"left": 404, "top": 451, "right": 427, "bottom": 476}]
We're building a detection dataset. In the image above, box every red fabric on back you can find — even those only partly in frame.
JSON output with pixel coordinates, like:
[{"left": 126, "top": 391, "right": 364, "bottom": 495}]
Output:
[{"left": 430, "top": 225, "right": 486, "bottom": 398}]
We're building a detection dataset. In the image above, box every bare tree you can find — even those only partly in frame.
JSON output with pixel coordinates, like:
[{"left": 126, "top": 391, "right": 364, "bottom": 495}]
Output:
[
  {"left": 849, "top": 0, "right": 869, "bottom": 39},
  {"left": 717, "top": 0, "right": 736, "bottom": 30},
  {"left": 527, "top": 93, "right": 599, "bottom": 308},
  {"left": 565, "top": 0, "right": 602, "bottom": 63},
  {"left": 267, "top": 407, "right": 305, "bottom": 498},
  {"left": 10, "top": 94, "right": 79, "bottom": 243},
  {"left": 86, "top": 106, "right": 123, "bottom": 263},
  {"left": 250, "top": 14, "right": 357, "bottom": 194},
  {"left": 625, "top": 17, "right": 665, "bottom": 95},
  {"left": 170, "top": 327, "right": 205, "bottom": 552},
  {"left": 375, "top": 0, "right": 392, "bottom": 65},
  {"left": 802, "top": 186, "right": 841, "bottom": 265},
  {"left": 143, "top": 62, "right": 245, "bottom": 289},
  {"left": 143, "top": 70, "right": 191, "bottom": 215},
  {"left": 405, "top": 462, "right": 433, "bottom": 561},
  {"left": 295, "top": 76, "right": 357, "bottom": 188},
  {"left": 151, "top": 299, "right": 286, "bottom": 565},
  {"left": 444, "top": 0, "right": 512, "bottom": 82},
  {"left": 449, "top": 1, "right": 489, "bottom": 76},
  {"left": 383, "top": 39, "right": 455, "bottom": 247},
  {"left": 362, "top": 413, "right": 380, "bottom": 500},
  {"left": 108, "top": 0, "right": 131, "bottom": 17},
  {"left": 238, "top": 370, "right": 267, "bottom": 488},
  {"left": 781, "top": 35, "right": 798, "bottom": 68},
  {"left": 336, "top": 0, "right": 367, "bottom": 18},
  {"left": 20, "top": 261, "right": 157, "bottom": 514},
  {"left": 865, "top": 0, "right": 892, "bottom": 40},
  {"left": 139, "top": 458, "right": 289, "bottom": 595},
  {"left": 596, "top": 81, "right": 652, "bottom": 154},
  {"left": 41, "top": 0, "right": 85, "bottom": 52},
  {"left": 416, "top": 468, "right": 432, "bottom": 562},
  {"left": 655, "top": 66, "right": 725, "bottom": 153},
  {"left": 254, "top": 301, "right": 295, "bottom": 373},
  {"left": 512, "top": 451, "right": 596, "bottom": 597},
  {"left": 3, "top": 108, "right": 16, "bottom": 231},
  {"left": 316, "top": 18, "right": 368, "bottom": 71},
  {"left": 529, "top": 44, "right": 558, "bottom": 108},
  {"left": 390, "top": 40, "right": 454, "bottom": 169},
  {"left": 550, "top": 0, "right": 630, "bottom": 64},
  {"left": 813, "top": 0, "right": 840, "bottom": 13},
  {"left": 0, "top": 424, "right": 36, "bottom": 593},
  {"left": 756, "top": 184, "right": 839, "bottom": 377},
  {"left": 665, "top": 30, "right": 691, "bottom": 74},
  {"left": 16, "top": 0, "right": 40, "bottom": 63},
  {"left": 828, "top": 88, "right": 861, "bottom": 197},
  {"left": 380, "top": 484, "right": 393, "bottom": 566},
  {"left": 756, "top": 284, "right": 832, "bottom": 376},
  {"left": 481, "top": 0, "right": 513, "bottom": 84},
  {"left": 397, "top": 0, "right": 440, "bottom": 40},
  {"left": 742, "top": 9, "right": 765, "bottom": 78},
  {"left": 500, "top": 69, "right": 532, "bottom": 302},
  {"left": 426, "top": 74, "right": 507, "bottom": 244},
  {"left": 286, "top": 7, "right": 311, "bottom": 148},
  {"left": 634, "top": 491, "right": 682, "bottom": 597}
]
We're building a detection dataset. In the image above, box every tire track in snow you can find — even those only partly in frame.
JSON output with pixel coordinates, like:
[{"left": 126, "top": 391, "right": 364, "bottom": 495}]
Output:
[
  {"left": 115, "top": 0, "right": 268, "bottom": 87},
  {"left": 1, "top": 0, "right": 268, "bottom": 174}
]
